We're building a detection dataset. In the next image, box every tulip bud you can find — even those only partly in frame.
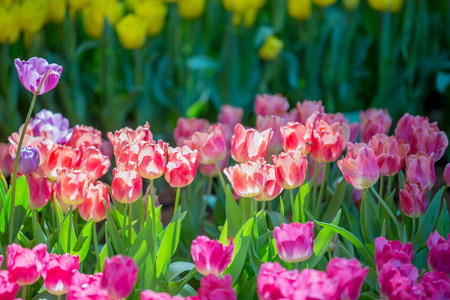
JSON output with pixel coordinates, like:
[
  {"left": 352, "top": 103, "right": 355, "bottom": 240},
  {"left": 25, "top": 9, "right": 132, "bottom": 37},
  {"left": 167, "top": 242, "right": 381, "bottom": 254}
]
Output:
[
  {"left": 368, "top": 0, "right": 403, "bottom": 13},
  {"left": 287, "top": 0, "right": 311, "bottom": 20},
  {"left": 116, "top": 14, "right": 147, "bottom": 49},
  {"left": 7, "top": 243, "right": 49, "bottom": 286},
  {"left": 100, "top": 255, "right": 138, "bottom": 299},
  {"left": 47, "top": 0, "right": 67, "bottom": 24},
  {"left": 273, "top": 221, "right": 314, "bottom": 263},
  {"left": 82, "top": 6, "right": 104, "bottom": 39},
  {"left": 280, "top": 122, "right": 312, "bottom": 155},
  {"left": 184, "top": 124, "right": 227, "bottom": 165},
  {"left": 43, "top": 253, "right": 80, "bottom": 296},
  {"left": 17, "top": 146, "right": 40, "bottom": 175},
  {"left": 218, "top": 104, "right": 244, "bottom": 133},
  {"left": 164, "top": 146, "right": 199, "bottom": 188},
  {"left": 444, "top": 164, "right": 450, "bottom": 186},
  {"left": 427, "top": 231, "right": 450, "bottom": 276},
  {"left": 326, "top": 258, "right": 368, "bottom": 300},
  {"left": 178, "top": 0, "right": 206, "bottom": 19},
  {"left": 258, "top": 35, "right": 284, "bottom": 61},
  {"left": 400, "top": 181, "right": 429, "bottom": 218},
  {"left": 135, "top": 0, "right": 167, "bottom": 36},
  {"left": 20, "top": 0, "right": 47, "bottom": 34},
  {"left": 111, "top": 163, "right": 142, "bottom": 204},
  {"left": 191, "top": 236, "right": 234, "bottom": 276}
]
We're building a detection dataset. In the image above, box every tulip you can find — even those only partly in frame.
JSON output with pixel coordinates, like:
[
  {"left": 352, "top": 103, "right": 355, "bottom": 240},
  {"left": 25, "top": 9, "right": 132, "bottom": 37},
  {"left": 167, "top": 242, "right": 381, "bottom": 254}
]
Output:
[
  {"left": 135, "top": 0, "right": 167, "bottom": 36},
  {"left": 256, "top": 115, "right": 288, "bottom": 154},
  {"left": 107, "top": 122, "right": 153, "bottom": 153},
  {"left": 405, "top": 153, "right": 435, "bottom": 188},
  {"left": 78, "top": 181, "right": 110, "bottom": 222},
  {"left": 223, "top": 160, "right": 267, "bottom": 198},
  {"left": 27, "top": 174, "right": 51, "bottom": 209},
  {"left": 100, "top": 255, "right": 138, "bottom": 299},
  {"left": 444, "top": 163, "right": 450, "bottom": 186},
  {"left": 138, "top": 140, "right": 168, "bottom": 180},
  {"left": 254, "top": 163, "right": 283, "bottom": 201},
  {"left": 43, "top": 145, "right": 81, "bottom": 181},
  {"left": 272, "top": 151, "right": 308, "bottom": 189},
  {"left": 257, "top": 262, "right": 299, "bottom": 300},
  {"left": 7, "top": 243, "right": 49, "bottom": 286},
  {"left": 82, "top": 5, "right": 104, "bottom": 38},
  {"left": 296, "top": 100, "right": 324, "bottom": 124},
  {"left": 58, "top": 168, "right": 92, "bottom": 206},
  {"left": 368, "top": 0, "right": 404, "bottom": 13},
  {"left": 254, "top": 94, "right": 289, "bottom": 117},
  {"left": 17, "top": 146, "right": 40, "bottom": 175},
  {"left": 273, "top": 221, "right": 314, "bottom": 263},
  {"left": 43, "top": 253, "right": 80, "bottom": 296},
  {"left": 184, "top": 124, "right": 227, "bottom": 165},
  {"left": 359, "top": 108, "right": 392, "bottom": 143},
  {"left": 46, "top": 0, "right": 67, "bottom": 24},
  {"left": 343, "top": 0, "right": 360, "bottom": 10},
  {"left": 66, "top": 124, "right": 102, "bottom": 149},
  {"left": 0, "top": 4, "right": 21, "bottom": 45},
  {"left": 292, "top": 268, "right": 339, "bottom": 300},
  {"left": 374, "top": 236, "right": 413, "bottom": 273},
  {"left": 20, "top": 0, "right": 47, "bottom": 35},
  {"left": 400, "top": 181, "right": 429, "bottom": 218},
  {"left": 427, "top": 231, "right": 450, "bottom": 276},
  {"left": 191, "top": 235, "right": 234, "bottom": 276},
  {"left": 198, "top": 154, "right": 229, "bottom": 177},
  {"left": 32, "top": 109, "right": 72, "bottom": 145},
  {"left": 173, "top": 117, "right": 210, "bottom": 147},
  {"left": 312, "top": 0, "right": 337, "bottom": 7},
  {"left": 140, "top": 290, "right": 185, "bottom": 300},
  {"left": 419, "top": 270, "right": 450, "bottom": 299},
  {"left": 79, "top": 147, "right": 111, "bottom": 180},
  {"left": 178, "top": 0, "right": 206, "bottom": 19},
  {"left": 287, "top": 0, "right": 311, "bottom": 20},
  {"left": 14, "top": 57, "right": 63, "bottom": 95},
  {"left": 51, "top": 180, "right": 75, "bottom": 214},
  {"left": 116, "top": 14, "right": 147, "bottom": 49},
  {"left": 198, "top": 274, "right": 237, "bottom": 300},
  {"left": 111, "top": 163, "right": 142, "bottom": 204},
  {"left": 258, "top": 35, "right": 284, "bottom": 61},
  {"left": 67, "top": 272, "right": 109, "bottom": 300},
  {"left": 337, "top": 143, "right": 380, "bottom": 190},
  {"left": 280, "top": 122, "right": 312, "bottom": 154},
  {"left": 326, "top": 258, "right": 368, "bottom": 300},
  {"left": 0, "top": 142, "right": 12, "bottom": 177},
  {"left": 218, "top": 104, "right": 244, "bottom": 134},
  {"left": 378, "top": 262, "right": 419, "bottom": 299},
  {"left": 0, "top": 270, "right": 19, "bottom": 300},
  {"left": 230, "top": 124, "right": 273, "bottom": 163},
  {"left": 164, "top": 146, "right": 199, "bottom": 188},
  {"left": 368, "top": 134, "right": 410, "bottom": 176},
  {"left": 115, "top": 141, "right": 142, "bottom": 169}
]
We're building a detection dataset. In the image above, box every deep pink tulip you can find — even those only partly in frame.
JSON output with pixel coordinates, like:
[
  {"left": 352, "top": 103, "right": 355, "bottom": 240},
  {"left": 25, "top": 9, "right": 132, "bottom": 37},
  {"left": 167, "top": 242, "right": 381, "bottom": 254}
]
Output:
[
  {"left": 257, "top": 262, "right": 299, "bottom": 300},
  {"left": 184, "top": 124, "right": 227, "bottom": 165},
  {"left": 368, "top": 134, "right": 410, "bottom": 176},
  {"left": 296, "top": 100, "right": 325, "bottom": 124},
  {"left": 78, "top": 181, "right": 110, "bottom": 222},
  {"left": 272, "top": 151, "right": 308, "bottom": 189},
  {"left": 79, "top": 146, "right": 111, "bottom": 180},
  {"left": 273, "top": 221, "right": 314, "bottom": 263},
  {"left": 419, "top": 270, "right": 450, "bottom": 299},
  {"left": 140, "top": 290, "right": 186, "bottom": 300},
  {"left": 292, "top": 268, "right": 339, "bottom": 300},
  {"left": 326, "top": 258, "right": 368, "bottom": 300},
  {"left": 67, "top": 272, "right": 109, "bottom": 300},
  {"left": 111, "top": 163, "right": 142, "bottom": 204},
  {"left": 100, "top": 255, "right": 138, "bottom": 300},
  {"left": 400, "top": 181, "right": 429, "bottom": 218},
  {"left": 256, "top": 115, "right": 289, "bottom": 154},
  {"left": 27, "top": 174, "right": 51, "bottom": 210},
  {"left": 378, "top": 262, "right": 419, "bottom": 299},
  {"left": 164, "top": 146, "right": 199, "bottom": 188},
  {"left": 427, "top": 231, "right": 450, "bottom": 276},
  {"left": 7, "top": 243, "right": 49, "bottom": 286},
  {"left": 0, "top": 142, "right": 12, "bottom": 177},
  {"left": 14, "top": 57, "right": 63, "bottom": 95},
  {"left": 405, "top": 152, "right": 435, "bottom": 188},
  {"left": 223, "top": 160, "right": 267, "bottom": 198},
  {"left": 191, "top": 235, "right": 234, "bottom": 276},
  {"left": 375, "top": 236, "right": 413, "bottom": 273},
  {"left": 337, "top": 142, "right": 380, "bottom": 190},
  {"left": 43, "top": 253, "right": 80, "bottom": 296},
  {"left": 198, "top": 274, "right": 236, "bottom": 300},
  {"left": 173, "top": 117, "right": 210, "bottom": 147},
  {"left": 43, "top": 145, "right": 81, "bottom": 181},
  {"left": 58, "top": 168, "right": 92, "bottom": 206},
  {"left": 359, "top": 108, "right": 392, "bottom": 143},
  {"left": 230, "top": 124, "right": 273, "bottom": 163},
  {"left": 254, "top": 163, "right": 283, "bottom": 201},
  {"left": 138, "top": 140, "right": 168, "bottom": 180},
  {"left": 280, "top": 122, "right": 312, "bottom": 154},
  {"left": 254, "top": 94, "right": 289, "bottom": 117},
  {"left": 0, "top": 270, "right": 19, "bottom": 300},
  {"left": 198, "top": 154, "right": 229, "bottom": 177}
]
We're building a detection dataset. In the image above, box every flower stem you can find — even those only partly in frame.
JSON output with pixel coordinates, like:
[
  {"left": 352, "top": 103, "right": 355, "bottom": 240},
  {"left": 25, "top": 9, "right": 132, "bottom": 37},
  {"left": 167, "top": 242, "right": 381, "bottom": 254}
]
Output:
[
  {"left": 68, "top": 205, "right": 73, "bottom": 253},
  {"left": 412, "top": 217, "right": 416, "bottom": 240},
  {"left": 386, "top": 175, "right": 394, "bottom": 199},
  {"left": 311, "top": 161, "right": 319, "bottom": 213},
  {"left": 290, "top": 189, "right": 296, "bottom": 222},
  {"left": 199, "top": 177, "right": 213, "bottom": 223},
  {"left": 149, "top": 180, "right": 158, "bottom": 287},
  {"left": 22, "top": 285, "right": 27, "bottom": 300},
  {"left": 174, "top": 187, "right": 181, "bottom": 216},
  {"left": 214, "top": 162, "right": 227, "bottom": 193},
  {"left": 252, "top": 197, "right": 258, "bottom": 239},
  {"left": 315, "top": 163, "right": 329, "bottom": 219},
  {"left": 8, "top": 92, "right": 37, "bottom": 244},
  {"left": 93, "top": 222, "right": 100, "bottom": 272},
  {"left": 122, "top": 204, "right": 129, "bottom": 254},
  {"left": 32, "top": 209, "right": 38, "bottom": 240},
  {"left": 127, "top": 203, "right": 132, "bottom": 255}
]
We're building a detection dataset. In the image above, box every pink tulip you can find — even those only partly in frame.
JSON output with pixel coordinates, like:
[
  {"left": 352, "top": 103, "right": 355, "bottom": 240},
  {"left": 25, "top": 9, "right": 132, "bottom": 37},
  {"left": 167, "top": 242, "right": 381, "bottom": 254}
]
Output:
[
  {"left": 66, "top": 125, "right": 103, "bottom": 149},
  {"left": 184, "top": 124, "right": 227, "bottom": 165},
  {"left": 164, "top": 146, "right": 199, "bottom": 188},
  {"left": 280, "top": 122, "right": 312, "bottom": 154},
  {"left": 223, "top": 160, "right": 267, "bottom": 198},
  {"left": 405, "top": 153, "right": 435, "bottom": 188},
  {"left": 326, "top": 258, "right": 368, "bottom": 300},
  {"left": 0, "top": 142, "right": 12, "bottom": 177},
  {"left": 43, "top": 253, "right": 80, "bottom": 296},
  {"left": 78, "top": 181, "right": 111, "bottom": 222},
  {"left": 27, "top": 174, "right": 51, "bottom": 210},
  {"left": 427, "top": 231, "right": 450, "bottom": 276},
  {"left": 107, "top": 123, "right": 153, "bottom": 154},
  {"left": 0, "top": 270, "right": 19, "bottom": 300},
  {"left": 359, "top": 108, "right": 392, "bottom": 143},
  {"left": 198, "top": 154, "right": 229, "bottom": 177},
  {"left": 14, "top": 57, "right": 63, "bottom": 95},
  {"left": 400, "top": 181, "right": 429, "bottom": 218},
  {"left": 43, "top": 145, "right": 81, "bottom": 181},
  {"left": 309, "top": 156, "right": 324, "bottom": 186},
  {"left": 273, "top": 221, "right": 314, "bottom": 263},
  {"left": 257, "top": 262, "right": 299, "bottom": 300},
  {"left": 140, "top": 290, "right": 186, "bottom": 300},
  {"left": 254, "top": 163, "right": 283, "bottom": 201},
  {"left": 254, "top": 94, "right": 289, "bottom": 117},
  {"left": 272, "top": 151, "right": 308, "bottom": 189},
  {"left": 218, "top": 104, "right": 244, "bottom": 139},
  {"left": 378, "top": 262, "right": 420, "bottom": 299},
  {"left": 100, "top": 255, "right": 138, "bottom": 299},
  {"left": 79, "top": 146, "right": 111, "bottom": 180},
  {"left": 173, "top": 117, "right": 210, "bottom": 147},
  {"left": 111, "top": 163, "right": 142, "bottom": 204},
  {"left": 58, "top": 168, "right": 92, "bottom": 206},
  {"left": 368, "top": 134, "right": 410, "bottom": 176},
  {"left": 349, "top": 122, "right": 360, "bottom": 144},
  {"left": 296, "top": 100, "right": 325, "bottom": 124},
  {"left": 337, "top": 142, "right": 380, "bottom": 190},
  {"left": 197, "top": 274, "right": 236, "bottom": 300},
  {"left": 115, "top": 141, "right": 143, "bottom": 169},
  {"left": 67, "top": 272, "right": 109, "bottom": 300},
  {"left": 419, "top": 270, "right": 450, "bottom": 299},
  {"left": 230, "top": 124, "right": 273, "bottom": 163},
  {"left": 191, "top": 235, "right": 234, "bottom": 276},
  {"left": 256, "top": 115, "right": 288, "bottom": 154},
  {"left": 292, "top": 268, "right": 339, "bottom": 300},
  {"left": 375, "top": 236, "right": 413, "bottom": 273},
  {"left": 7, "top": 243, "right": 49, "bottom": 286},
  {"left": 138, "top": 140, "right": 168, "bottom": 180},
  {"left": 100, "top": 139, "right": 113, "bottom": 159}
]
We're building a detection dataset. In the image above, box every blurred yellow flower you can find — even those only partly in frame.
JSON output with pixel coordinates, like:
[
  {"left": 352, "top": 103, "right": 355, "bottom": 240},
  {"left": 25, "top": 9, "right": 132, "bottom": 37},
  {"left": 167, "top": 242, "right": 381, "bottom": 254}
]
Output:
[
  {"left": 178, "top": 0, "right": 206, "bottom": 19},
  {"left": 135, "top": 0, "right": 167, "bottom": 36},
  {"left": 343, "top": 0, "right": 359, "bottom": 10},
  {"left": 287, "top": 0, "right": 311, "bottom": 20},
  {"left": 0, "top": 4, "right": 20, "bottom": 44},
  {"left": 66, "top": 0, "right": 90, "bottom": 12},
  {"left": 312, "top": 0, "right": 337, "bottom": 7},
  {"left": 116, "top": 14, "right": 147, "bottom": 49},
  {"left": 47, "top": 0, "right": 67, "bottom": 24},
  {"left": 244, "top": 9, "right": 258, "bottom": 27},
  {"left": 82, "top": 6, "right": 104, "bottom": 39},
  {"left": 20, "top": 0, "right": 47, "bottom": 34},
  {"left": 105, "top": 1, "right": 125, "bottom": 25},
  {"left": 368, "top": 0, "right": 403, "bottom": 13},
  {"left": 223, "top": 0, "right": 248, "bottom": 13},
  {"left": 258, "top": 35, "right": 284, "bottom": 61}
]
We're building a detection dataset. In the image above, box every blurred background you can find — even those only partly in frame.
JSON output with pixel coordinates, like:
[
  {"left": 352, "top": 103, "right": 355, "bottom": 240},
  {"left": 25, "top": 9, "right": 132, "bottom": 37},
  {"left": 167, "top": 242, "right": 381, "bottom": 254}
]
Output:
[{"left": 0, "top": 0, "right": 449, "bottom": 148}]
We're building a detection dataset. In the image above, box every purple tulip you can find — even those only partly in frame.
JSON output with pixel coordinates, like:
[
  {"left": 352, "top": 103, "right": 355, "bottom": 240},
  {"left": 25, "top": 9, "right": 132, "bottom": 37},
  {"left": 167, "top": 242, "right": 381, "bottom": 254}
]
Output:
[
  {"left": 32, "top": 109, "right": 72, "bottom": 144},
  {"left": 17, "top": 147, "right": 40, "bottom": 175},
  {"left": 14, "top": 57, "right": 63, "bottom": 95}
]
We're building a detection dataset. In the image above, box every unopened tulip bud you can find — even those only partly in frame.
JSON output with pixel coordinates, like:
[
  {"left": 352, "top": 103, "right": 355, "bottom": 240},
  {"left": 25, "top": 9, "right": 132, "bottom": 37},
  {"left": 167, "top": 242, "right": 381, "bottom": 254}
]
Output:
[{"left": 258, "top": 36, "right": 284, "bottom": 61}]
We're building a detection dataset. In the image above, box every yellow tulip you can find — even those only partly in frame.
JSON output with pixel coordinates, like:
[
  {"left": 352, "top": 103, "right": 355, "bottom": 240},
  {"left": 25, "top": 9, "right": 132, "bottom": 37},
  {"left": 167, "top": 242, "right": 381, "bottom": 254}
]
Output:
[
  {"left": 258, "top": 35, "right": 284, "bottom": 61},
  {"left": 248, "top": 0, "right": 266, "bottom": 9},
  {"left": 0, "top": 4, "right": 20, "bottom": 44},
  {"left": 312, "top": 0, "right": 337, "bottom": 7},
  {"left": 82, "top": 6, "right": 104, "bottom": 39},
  {"left": 135, "top": 0, "right": 167, "bottom": 36},
  {"left": 47, "top": 0, "right": 67, "bottom": 24},
  {"left": 20, "top": 0, "right": 47, "bottom": 34},
  {"left": 343, "top": 0, "right": 359, "bottom": 10},
  {"left": 243, "top": 9, "right": 258, "bottom": 27},
  {"left": 223, "top": 0, "right": 248, "bottom": 13},
  {"left": 116, "top": 14, "right": 147, "bottom": 49},
  {"left": 287, "top": 0, "right": 311, "bottom": 20},
  {"left": 105, "top": 1, "right": 125, "bottom": 26},
  {"left": 368, "top": 0, "right": 403, "bottom": 12},
  {"left": 66, "top": 0, "right": 90, "bottom": 12},
  {"left": 178, "top": 0, "right": 206, "bottom": 19}
]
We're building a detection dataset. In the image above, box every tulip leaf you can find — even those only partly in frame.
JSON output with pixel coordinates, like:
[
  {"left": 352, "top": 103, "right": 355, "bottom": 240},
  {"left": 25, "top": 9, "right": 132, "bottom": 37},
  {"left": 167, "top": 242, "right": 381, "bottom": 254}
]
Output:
[
  {"left": 72, "top": 219, "right": 92, "bottom": 262},
  {"left": 169, "top": 261, "right": 195, "bottom": 281},
  {"left": 226, "top": 186, "right": 243, "bottom": 237},
  {"left": 435, "top": 200, "right": 449, "bottom": 237},
  {"left": 60, "top": 210, "right": 77, "bottom": 254},
  {"left": 219, "top": 220, "right": 229, "bottom": 245},
  {"left": 323, "top": 179, "right": 347, "bottom": 222},
  {"left": 0, "top": 176, "right": 29, "bottom": 237},
  {"left": 156, "top": 220, "right": 179, "bottom": 278},
  {"left": 104, "top": 201, "right": 122, "bottom": 254},
  {"left": 129, "top": 219, "right": 154, "bottom": 267}
]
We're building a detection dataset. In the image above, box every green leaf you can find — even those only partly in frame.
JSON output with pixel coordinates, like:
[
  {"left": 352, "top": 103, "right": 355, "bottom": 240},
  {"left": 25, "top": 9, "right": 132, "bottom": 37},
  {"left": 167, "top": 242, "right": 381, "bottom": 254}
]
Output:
[
  {"left": 169, "top": 261, "right": 195, "bottom": 281},
  {"left": 435, "top": 200, "right": 449, "bottom": 237},
  {"left": 226, "top": 186, "right": 243, "bottom": 237},
  {"left": 297, "top": 183, "right": 310, "bottom": 223},
  {"left": 323, "top": 179, "right": 346, "bottom": 222},
  {"left": 129, "top": 220, "right": 154, "bottom": 267},
  {"left": 60, "top": 211, "right": 77, "bottom": 253},
  {"left": 72, "top": 220, "right": 92, "bottom": 262},
  {"left": 156, "top": 221, "right": 176, "bottom": 277},
  {"left": 219, "top": 220, "right": 229, "bottom": 245},
  {"left": 104, "top": 202, "right": 122, "bottom": 254}
]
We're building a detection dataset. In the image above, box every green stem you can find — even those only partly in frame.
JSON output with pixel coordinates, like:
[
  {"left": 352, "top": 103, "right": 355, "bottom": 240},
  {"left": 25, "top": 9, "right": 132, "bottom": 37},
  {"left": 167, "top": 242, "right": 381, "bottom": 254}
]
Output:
[
  {"left": 127, "top": 203, "right": 132, "bottom": 255},
  {"left": 412, "top": 217, "right": 416, "bottom": 240},
  {"left": 22, "top": 285, "right": 27, "bottom": 300},
  {"left": 8, "top": 93, "right": 37, "bottom": 244},
  {"left": 279, "top": 196, "right": 283, "bottom": 226},
  {"left": 315, "top": 163, "right": 329, "bottom": 219},
  {"left": 261, "top": 201, "right": 266, "bottom": 212},
  {"left": 199, "top": 177, "right": 213, "bottom": 223},
  {"left": 68, "top": 205, "right": 73, "bottom": 253},
  {"left": 252, "top": 197, "right": 258, "bottom": 239},
  {"left": 290, "top": 189, "right": 296, "bottom": 222},
  {"left": 386, "top": 175, "right": 394, "bottom": 199},
  {"left": 58, "top": 295, "right": 61, "bottom": 300},
  {"left": 149, "top": 180, "right": 158, "bottom": 285},
  {"left": 378, "top": 175, "right": 384, "bottom": 216},
  {"left": 32, "top": 209, "right": 38, "bottom": 240},
  {"left": 174, "top": 187, "right": 181, "bottom": 216},
  {"left": 122, "top": 204, "right": 129, "bottom": 254},
  {"left": 311, "top": 161, "right": 318, "bottom": 213},
  {"left": 93, "top": 222, "right": 100, "bottom": 272},
  {"left": 214, "top": 162, "right": 227, "bottom": 192}
]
